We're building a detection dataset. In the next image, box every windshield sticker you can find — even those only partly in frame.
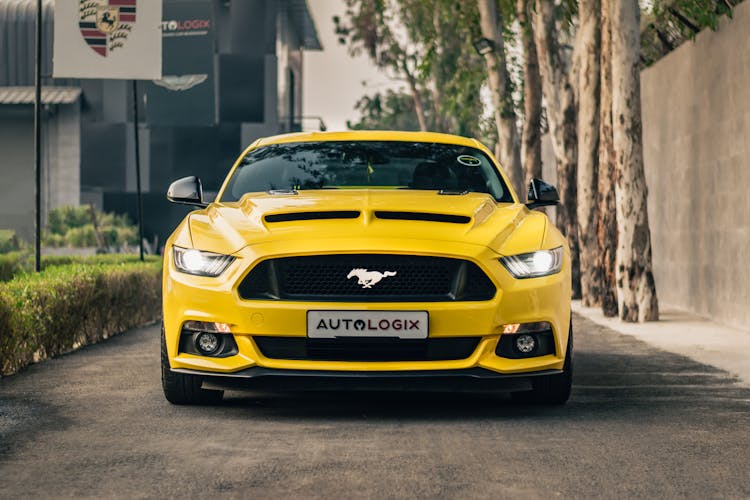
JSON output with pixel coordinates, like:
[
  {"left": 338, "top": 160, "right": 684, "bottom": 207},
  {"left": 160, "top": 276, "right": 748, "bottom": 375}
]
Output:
[{"left": 457, "top": 155, "right": 481, "bottom": 167}]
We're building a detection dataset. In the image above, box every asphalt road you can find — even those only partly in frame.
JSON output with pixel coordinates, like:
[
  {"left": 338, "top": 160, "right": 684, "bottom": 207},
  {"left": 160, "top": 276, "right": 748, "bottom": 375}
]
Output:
[{"left": 1, "top": 315, "right": 749, "bottom": 499}]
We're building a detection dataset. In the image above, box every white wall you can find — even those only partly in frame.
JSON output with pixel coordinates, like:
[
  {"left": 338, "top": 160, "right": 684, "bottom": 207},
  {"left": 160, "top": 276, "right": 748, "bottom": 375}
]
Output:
[{"left": 641, "top": 2, "right": 750, "bottom": 330}]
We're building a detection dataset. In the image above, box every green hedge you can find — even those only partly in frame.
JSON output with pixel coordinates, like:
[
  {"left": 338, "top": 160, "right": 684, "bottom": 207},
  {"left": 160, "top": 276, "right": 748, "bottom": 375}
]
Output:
[
  {"left": 0, "top": 252, "right": 160, "bottom": 282},
  {"left": 0, "top": 261, "right": 162, "bottom": 376},
  {"left": 0, "top": 252, "right": 29, "bottom": 282}
]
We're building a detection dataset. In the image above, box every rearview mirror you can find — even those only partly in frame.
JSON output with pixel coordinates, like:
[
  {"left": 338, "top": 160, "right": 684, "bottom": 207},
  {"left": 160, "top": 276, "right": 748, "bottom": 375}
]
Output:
[
  {"left": 167, "top": 176, "right": 208, "bottom": 207},
  {"left": 526, "top": 178, "right": 559, "bottom": 210}
]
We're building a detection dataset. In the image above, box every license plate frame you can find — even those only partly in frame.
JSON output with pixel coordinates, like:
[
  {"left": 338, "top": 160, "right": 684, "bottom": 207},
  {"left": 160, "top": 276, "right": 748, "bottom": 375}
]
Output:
[{"left": 307, "top": 310, "right": 429, "bottom": 339}]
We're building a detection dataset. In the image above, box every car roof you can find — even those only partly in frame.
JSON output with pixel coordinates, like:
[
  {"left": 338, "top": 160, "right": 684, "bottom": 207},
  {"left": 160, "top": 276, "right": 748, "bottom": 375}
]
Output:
[{"left": 251, "top": 130, "right": 491, "bottom": 155}]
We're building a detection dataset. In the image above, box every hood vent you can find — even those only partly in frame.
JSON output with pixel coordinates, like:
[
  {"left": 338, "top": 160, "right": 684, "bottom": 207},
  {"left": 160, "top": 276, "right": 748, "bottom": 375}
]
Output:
[
  {"left": 265, "top": 211, "right": 360, "bottom": 223},
  {"left": 374, "top": 211, "right": 471, "bottom": 224}
]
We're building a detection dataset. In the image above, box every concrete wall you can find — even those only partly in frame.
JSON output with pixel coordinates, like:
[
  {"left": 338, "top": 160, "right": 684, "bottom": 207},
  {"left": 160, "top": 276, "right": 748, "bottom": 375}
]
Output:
[
  {"left": 641, "top": 1, "right": 750, "bottom": 330},
  {"left": 46, "top": 103, "right": 81, "bottom": 211},
  {"left": 0, "top": 103, "right": 80, "bottom": 241},
  {"left": 0, "top": 107, "right": 34, "bottom": 241}
]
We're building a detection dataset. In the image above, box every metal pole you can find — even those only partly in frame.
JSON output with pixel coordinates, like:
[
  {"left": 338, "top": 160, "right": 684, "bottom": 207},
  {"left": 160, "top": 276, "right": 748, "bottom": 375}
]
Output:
[
  {"left": 33, "top": 0, "right": 42, "bottom": 272},
  {"left": 132, "top": 80, "right": 144, "bottom": 261}
]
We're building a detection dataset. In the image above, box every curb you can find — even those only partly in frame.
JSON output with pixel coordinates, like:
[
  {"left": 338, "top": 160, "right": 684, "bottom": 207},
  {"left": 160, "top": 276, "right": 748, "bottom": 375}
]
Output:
[{"left": 572, "top": 300, "right": 750, "bottom": 388}]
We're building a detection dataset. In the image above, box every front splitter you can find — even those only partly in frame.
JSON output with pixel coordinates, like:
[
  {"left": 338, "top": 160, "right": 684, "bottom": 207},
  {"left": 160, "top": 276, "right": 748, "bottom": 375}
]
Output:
[{"left": 171, "top": 366, "right": 562, "bottom": 393}]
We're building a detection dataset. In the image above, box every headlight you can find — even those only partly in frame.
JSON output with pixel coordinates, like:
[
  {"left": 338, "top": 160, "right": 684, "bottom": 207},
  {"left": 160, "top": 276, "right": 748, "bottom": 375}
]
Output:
[
  {"left": 500, "top": 247, "right": 563, "bottom": 279},
  {"left": 172, "top": 246, "right": 235, "bottom": 277}
]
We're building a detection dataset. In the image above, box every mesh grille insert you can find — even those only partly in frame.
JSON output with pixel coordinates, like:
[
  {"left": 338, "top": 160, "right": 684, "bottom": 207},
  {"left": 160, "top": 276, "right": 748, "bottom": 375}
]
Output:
[{"left": 238, "top": 254, "right": 496, "bottom": 302}]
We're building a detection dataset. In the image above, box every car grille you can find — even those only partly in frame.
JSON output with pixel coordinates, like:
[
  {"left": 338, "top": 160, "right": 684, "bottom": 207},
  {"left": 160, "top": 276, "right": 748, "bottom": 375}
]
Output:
[
  {"left": 237, "top": 254, "right": 496, "bottom": 301},
  {"left": 253, "top": 336, "right": 481, "bottom": 362}
]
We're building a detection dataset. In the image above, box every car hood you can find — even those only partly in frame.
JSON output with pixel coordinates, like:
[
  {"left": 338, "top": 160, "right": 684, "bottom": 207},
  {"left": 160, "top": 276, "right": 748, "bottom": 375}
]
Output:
[{"left": 187, "top": 190, "right": 542, "bottom": 255}]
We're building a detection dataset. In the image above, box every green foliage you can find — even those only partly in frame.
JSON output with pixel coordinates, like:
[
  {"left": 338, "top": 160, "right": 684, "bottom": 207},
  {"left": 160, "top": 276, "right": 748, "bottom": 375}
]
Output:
[
  {"left": 65, "top": 225, "right": 98, "bottom": 247},
  {"left": 347, "top": 89, "right": 427, "bottom": 131},
  {"left": 0, "top": 230, "right": 22, "bottom": 254},
  {"left": 641, "top": 0, "right": 741, "bottom": 66},
  {"left": 0, "top": 231, "right": 29, "bottom": 281},
  {"left": 41, "top": 253, "right": 160, "bottom": 269},
  {"left": 0, "top": 260, "right": 162, "bottom": 376},
  {"left": 335, "top": 0, "right": 491, "bottom": 139},
  {"left": 43, "top": 205, "right": 139, "bottom": 249},
  {"left": 0, "top": 252, "right": 31, "bottom": 282},
  {"left": 46, "top": 206, "right": 91, "bottom": 236},
  {"left": 0, "top": 252, "right": 159, "bottom": 283}
]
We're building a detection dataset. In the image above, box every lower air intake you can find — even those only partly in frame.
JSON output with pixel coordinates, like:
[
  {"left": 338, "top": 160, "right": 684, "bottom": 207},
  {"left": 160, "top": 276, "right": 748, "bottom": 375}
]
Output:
[{"left": 253, "top": 336, "right": 482, "bottom": 362}]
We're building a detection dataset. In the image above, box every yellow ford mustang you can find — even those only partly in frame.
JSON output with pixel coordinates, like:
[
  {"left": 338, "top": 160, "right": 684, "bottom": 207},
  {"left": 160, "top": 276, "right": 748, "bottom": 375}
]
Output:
[{"left": 161, "top": 131, "right": 572, "bottom": 405}]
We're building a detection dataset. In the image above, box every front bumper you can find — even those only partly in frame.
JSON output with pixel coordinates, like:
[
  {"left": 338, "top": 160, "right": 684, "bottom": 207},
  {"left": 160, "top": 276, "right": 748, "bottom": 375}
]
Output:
[
  {"left": 163, "top": 238, "right": 571, "bottom": 378},
  {"left": 178, "top": 367, "right": 562, "bottom": 393}
]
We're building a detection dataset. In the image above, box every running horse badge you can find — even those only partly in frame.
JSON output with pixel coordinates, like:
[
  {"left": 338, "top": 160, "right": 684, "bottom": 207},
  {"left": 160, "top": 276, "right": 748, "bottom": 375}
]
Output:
[{"left": 79, "top": 0, "right": 137, "bottom": 57}]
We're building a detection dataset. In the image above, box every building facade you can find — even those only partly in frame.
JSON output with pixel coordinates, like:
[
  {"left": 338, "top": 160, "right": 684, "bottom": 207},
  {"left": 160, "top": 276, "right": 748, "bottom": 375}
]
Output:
[{"left": 0, "top": 0, "right": 320, "bottom": 244}]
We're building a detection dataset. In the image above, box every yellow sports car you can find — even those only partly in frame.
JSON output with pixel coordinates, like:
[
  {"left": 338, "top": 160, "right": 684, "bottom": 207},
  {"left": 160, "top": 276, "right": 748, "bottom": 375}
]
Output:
[{"left": 161, "top": 131, "right": 572, "bottom": 404}]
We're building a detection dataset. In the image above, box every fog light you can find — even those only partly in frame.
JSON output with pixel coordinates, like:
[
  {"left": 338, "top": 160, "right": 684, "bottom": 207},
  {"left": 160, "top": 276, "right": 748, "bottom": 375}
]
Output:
[
  {"left": 196, "top": 332, "right": 220, "bottom": 355},
  {"left": 515, "top": 334, "right": 536, "bottom": 354}
]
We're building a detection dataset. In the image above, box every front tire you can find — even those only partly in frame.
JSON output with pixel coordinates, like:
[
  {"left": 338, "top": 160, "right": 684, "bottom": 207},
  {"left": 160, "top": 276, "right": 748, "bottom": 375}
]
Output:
[
  {"left": 161, "top": 326, "right": 223, "bottom": 405},
  {"left": 513, "top": 322, "right": 573, "bottom": 405}
]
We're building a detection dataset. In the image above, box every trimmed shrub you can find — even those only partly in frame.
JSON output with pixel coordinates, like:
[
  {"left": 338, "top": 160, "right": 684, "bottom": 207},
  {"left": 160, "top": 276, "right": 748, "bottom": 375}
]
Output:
[
  {"left": 65, "top": 225, "right": 98, "bottom": 247},
  {"left": 0, "top": 229, "right": 21, "bottom": 253},
  {"left": 0, "top": 252, "right": 30, "bottom": 282},
  {"left": 0, "top": 261, "right": 161, "bottom": 376},
  {"left": 44, "top": 206, "right": 138, "bottom": 249},
  {"left": 41, "top": 253, "right": 160, "bottom": 269},
  {"left": 0, "top": 253, "right": 160, "bottom": 283}
]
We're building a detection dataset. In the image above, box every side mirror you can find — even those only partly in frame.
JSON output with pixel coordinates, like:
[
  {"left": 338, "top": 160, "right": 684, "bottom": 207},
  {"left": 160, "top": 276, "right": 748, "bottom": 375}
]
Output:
[
  {"left": 526, "top": 178, "right": 559, "bottom": 210},
  {"left": 167, "top": 176, "right": 208, "bottom": 207}
]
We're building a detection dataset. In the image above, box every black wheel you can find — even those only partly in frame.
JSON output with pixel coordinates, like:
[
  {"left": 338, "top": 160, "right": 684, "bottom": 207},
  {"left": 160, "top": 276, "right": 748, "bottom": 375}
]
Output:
[
  {"left": 161, "top": 325, "right": 223, "bottom": 405},
  {"left": 512, "top": 322, "right": 573, "bottom": 405}
]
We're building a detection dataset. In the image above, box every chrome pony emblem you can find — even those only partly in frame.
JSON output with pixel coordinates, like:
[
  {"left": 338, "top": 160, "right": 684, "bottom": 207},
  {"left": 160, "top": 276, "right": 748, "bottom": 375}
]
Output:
[{"left": 347, "top": 268, "right": 397, "bottom": 288}]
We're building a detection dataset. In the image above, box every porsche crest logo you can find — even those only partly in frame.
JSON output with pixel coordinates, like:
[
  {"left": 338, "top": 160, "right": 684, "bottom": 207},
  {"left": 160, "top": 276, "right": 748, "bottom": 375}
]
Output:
[{"left": 79, "top": 0, "right": 136, "bottom": 57}]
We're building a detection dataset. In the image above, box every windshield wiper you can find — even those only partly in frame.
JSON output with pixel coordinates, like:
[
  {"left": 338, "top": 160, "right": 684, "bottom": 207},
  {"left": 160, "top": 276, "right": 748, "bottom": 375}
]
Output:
[{"left": 438, "top": 189, "right": 469, "bottom": 195}]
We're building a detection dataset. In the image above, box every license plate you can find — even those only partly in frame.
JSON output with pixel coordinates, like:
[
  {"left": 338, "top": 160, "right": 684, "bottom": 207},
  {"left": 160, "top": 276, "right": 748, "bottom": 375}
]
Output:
[{"left": 307, "top": 310, "right": 429, "bottom": 339}]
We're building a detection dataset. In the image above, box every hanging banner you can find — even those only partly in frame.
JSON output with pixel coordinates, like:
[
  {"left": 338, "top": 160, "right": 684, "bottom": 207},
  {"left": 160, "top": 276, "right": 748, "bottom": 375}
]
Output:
[
  {"left": 145, "top": 0, "right": 215, "bottom": 126},
  {"left": 53, "top": 0, "right": 162, "bottom": 79}
]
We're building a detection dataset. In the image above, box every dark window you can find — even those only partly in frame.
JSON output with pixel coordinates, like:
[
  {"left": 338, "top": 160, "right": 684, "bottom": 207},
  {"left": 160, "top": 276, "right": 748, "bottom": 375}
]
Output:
[{"left": 220, "top": 141, "right": 513, "bottom": 202}]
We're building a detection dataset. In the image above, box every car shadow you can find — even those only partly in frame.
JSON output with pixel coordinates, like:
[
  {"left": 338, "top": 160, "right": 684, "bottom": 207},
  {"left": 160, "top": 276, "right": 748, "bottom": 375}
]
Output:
[{"left": 208, "top": 316, "right": 750, "bottom": 422}]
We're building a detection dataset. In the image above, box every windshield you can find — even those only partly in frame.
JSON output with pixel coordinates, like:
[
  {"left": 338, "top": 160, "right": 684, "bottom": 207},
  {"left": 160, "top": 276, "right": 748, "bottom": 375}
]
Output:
[{"left": 220, "top": 141, "right": 513, "bottom": 202}]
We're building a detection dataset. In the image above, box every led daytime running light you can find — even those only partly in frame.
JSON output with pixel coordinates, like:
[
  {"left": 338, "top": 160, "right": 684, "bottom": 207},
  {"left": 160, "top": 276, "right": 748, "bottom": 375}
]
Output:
[
  {"left": 182, "top": 320, "right": 232, "bottom": 333},
  {"left": 500, "top": 247, "right": 563, "bottom": 279},
  {"left": 173, "top": 246, "right": 235, "bottom": 277}
]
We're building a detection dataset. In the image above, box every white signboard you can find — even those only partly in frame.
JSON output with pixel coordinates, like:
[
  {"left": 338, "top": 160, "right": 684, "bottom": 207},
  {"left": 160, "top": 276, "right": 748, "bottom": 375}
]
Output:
[{"left": 53, "top": 0, "right": 162, "bottom": 79}]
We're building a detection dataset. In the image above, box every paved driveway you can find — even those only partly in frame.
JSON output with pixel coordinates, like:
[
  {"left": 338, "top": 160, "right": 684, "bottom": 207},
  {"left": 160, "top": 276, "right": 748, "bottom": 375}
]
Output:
[{"left": 1, "top": 315, "right": 749, "bottom": 498}]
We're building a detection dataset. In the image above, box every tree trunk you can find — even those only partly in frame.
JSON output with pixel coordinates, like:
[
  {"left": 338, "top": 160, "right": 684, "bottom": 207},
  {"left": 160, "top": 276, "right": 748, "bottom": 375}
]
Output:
[
  {"left": 430, "top": 9, "right": 448, "bottom": 133},
  {"left": 532, "top": 0, "right": 581, "bottom": 299},
  {"left": 517, "top": 0, "right": 542, "bottom": 191},
  {"left": 402, "top": 58, "right": 428, "bottom": 132},
  {"left": 576, "top": 0, "right": 602, "bottom": 307},
  {"left": 598, "top": 0, "right": 618, "bottom": 317},
  {"left": 477, "top": 0, "right": 523, "bottom": 197},
  {"left": 610, "top": 0, "right": 659, "bottom": 321}
]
